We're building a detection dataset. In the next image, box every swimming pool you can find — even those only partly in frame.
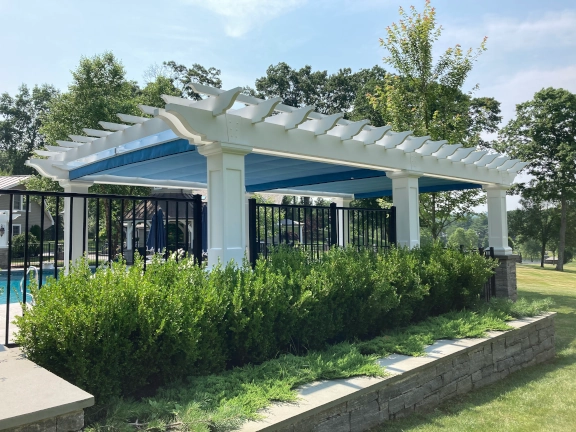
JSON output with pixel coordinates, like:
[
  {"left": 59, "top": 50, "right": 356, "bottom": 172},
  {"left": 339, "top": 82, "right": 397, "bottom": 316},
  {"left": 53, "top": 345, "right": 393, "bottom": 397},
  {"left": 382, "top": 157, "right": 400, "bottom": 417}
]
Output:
[{"left": 0, "top": 270, "right": 55, "bottom": 304}]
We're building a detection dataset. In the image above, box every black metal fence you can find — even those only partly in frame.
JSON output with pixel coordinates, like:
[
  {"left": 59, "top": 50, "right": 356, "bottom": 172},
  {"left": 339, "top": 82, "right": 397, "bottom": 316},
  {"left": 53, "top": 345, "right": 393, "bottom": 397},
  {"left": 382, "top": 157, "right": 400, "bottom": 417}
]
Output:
[
  {"left": 248, "top": 199, "right": 396, "bottom": 265},
  {"left": 1, "top": 189, "right": 204, "bottom": 346},
  {"left": 479, "top": 246, "right": 497, "bottom": 301}
]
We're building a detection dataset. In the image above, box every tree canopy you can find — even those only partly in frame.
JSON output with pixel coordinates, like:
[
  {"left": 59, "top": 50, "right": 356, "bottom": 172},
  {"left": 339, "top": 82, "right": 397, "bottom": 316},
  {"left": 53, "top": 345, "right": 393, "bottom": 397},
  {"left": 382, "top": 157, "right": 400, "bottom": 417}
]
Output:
[
  {"left": 248, "top": 62, "right": 386, "bottom": 121},
  {"left": 499, "top": 87, "right": 576, "bottom": 270},
  {"left": 370, "top": 1, "right": 500, "bottom": 240},
  {"left": 0, "top": 84, "right": 59, "bottom": 174}
]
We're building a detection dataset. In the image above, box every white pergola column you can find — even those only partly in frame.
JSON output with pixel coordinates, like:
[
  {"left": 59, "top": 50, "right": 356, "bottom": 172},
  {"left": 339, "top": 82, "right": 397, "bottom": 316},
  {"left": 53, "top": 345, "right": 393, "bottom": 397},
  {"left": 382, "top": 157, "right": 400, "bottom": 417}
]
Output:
[
  {"left": 484, "top": 185, "right": 512, "bottom": 255},
  {"left": 334, "top": 197, "right": 352, "bottom": 247},
  {"left": 126, "top": 222, "right": 134, "bottom": 250},
  {"left": 198, "top": 142, "right": 251, "bottom": 268},
  {"left": 387, "top": 171, "right": 421, "bottom": 248},
  {"left": 60, "top": 180, "right": 92, "bottom": 273}
]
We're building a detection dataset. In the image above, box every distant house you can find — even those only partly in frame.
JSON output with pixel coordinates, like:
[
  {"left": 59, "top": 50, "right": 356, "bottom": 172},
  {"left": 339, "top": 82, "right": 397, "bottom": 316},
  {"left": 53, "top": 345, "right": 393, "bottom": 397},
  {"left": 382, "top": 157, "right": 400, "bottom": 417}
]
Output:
[{"left": 0, "top": 176, "right": 54, "bottom": 238}]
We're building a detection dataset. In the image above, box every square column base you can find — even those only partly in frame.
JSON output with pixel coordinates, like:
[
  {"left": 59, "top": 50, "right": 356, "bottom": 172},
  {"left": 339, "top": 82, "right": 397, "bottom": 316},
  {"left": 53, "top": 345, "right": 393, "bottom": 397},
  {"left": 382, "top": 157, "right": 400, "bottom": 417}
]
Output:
[{"left": 494, "top": 255, "right": 518, "bottom": 301}]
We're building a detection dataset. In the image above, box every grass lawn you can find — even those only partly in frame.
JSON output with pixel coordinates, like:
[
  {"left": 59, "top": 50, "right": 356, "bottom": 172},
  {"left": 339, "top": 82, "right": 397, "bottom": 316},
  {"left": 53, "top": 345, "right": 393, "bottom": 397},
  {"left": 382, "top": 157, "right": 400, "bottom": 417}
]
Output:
[{"left": 379, "top": 261, "right": 576, "bottom": 432}]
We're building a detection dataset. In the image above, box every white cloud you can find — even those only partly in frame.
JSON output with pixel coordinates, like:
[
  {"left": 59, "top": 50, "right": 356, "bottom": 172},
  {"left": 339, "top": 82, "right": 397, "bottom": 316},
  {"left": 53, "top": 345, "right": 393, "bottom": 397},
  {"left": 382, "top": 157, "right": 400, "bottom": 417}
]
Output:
[
  {"left": 442, "top": 10, "right": 576, "bottom": 53},
  {"left": 485, "top": 11, "right": 576, "bottom": 51},
  {"left": 479, "top": 65, "right": 576, "bottom": 122},
  {"left": 182, "top": 0, "right": 308, "bottom": 37}
]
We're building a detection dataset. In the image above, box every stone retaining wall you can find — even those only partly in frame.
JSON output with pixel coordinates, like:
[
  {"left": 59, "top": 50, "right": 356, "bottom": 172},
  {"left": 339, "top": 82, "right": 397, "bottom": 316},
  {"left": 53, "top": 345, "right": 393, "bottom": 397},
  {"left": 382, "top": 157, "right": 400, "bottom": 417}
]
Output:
[
  {"left": 244, "top": 313, "right": 555, "bottom": 432},
  {"left": 4, "top": 410, "right": 84, "bottom": 432}
]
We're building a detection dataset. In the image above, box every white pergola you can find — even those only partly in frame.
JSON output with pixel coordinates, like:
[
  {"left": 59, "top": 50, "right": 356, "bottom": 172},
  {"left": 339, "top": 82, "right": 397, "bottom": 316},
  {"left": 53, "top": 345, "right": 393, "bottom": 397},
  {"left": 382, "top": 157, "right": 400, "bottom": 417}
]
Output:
[{"left": 27, "top": 83, "right": 524, "bottom": 268}]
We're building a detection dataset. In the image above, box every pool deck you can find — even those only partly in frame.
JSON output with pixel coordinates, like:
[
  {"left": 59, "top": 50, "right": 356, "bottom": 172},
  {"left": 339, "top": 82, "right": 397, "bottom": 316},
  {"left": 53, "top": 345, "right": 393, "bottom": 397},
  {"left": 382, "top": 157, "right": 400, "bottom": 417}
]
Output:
[
  {"left": 0, "top": 344, "right": 94, "bottom": 430},
  {"left": 0, "top": 301, "right": 23, "bottom": 345}
]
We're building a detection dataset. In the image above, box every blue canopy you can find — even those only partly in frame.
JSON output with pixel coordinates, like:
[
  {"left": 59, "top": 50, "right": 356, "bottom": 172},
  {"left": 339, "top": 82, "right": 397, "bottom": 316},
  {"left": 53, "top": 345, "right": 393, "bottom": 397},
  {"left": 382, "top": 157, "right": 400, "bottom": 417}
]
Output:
[{"left": 146, "top": 208, "right": 166, "bottom": 253}]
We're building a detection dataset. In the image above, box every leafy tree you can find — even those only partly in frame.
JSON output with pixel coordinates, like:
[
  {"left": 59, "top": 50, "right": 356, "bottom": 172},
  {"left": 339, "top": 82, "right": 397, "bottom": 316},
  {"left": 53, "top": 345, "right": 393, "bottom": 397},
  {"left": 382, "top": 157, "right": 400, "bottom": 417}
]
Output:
[
  {"left": 41, "top": 52, "right": 141, "bottom": 145},
  {"left": 250, "top": 62, "right": 386, "bottom": 119},
  {"left": 138, "top": 76, "right": 181, "bottom": 108},
  {"left": 162, "top": 61, "right": 223, "bottom": 100},
  {"left": 517, "top": 237, "right": 542, "bottom": 263},
  {"left": 371, "top": 1, "right": 500, "bottom": 240},
  {"left": 508, "top": 194, "right": 559, "bottom": 267},
  {"left": 0, "top": 84, "right": 59, "bottom": 174},
  {"left": 445, "top": 212, "right": 489, "bottom": 247},
  {"left": 498, "top": 87, "right": 576, "bottom": 271},
  {"left": 419, "top": 191, "right": 486, "bottom": 241},
  {"left": 447, "top": 227, "right": 479, "bottom": 250}
]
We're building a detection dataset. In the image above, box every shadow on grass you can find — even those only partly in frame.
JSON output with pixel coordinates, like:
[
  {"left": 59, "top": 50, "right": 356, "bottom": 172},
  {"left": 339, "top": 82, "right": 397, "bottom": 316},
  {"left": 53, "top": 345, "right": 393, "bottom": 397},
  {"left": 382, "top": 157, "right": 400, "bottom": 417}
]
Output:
[
  {"left": 519, "top": 263, "right": 576, "bottom": 275},
  {"left": 379, "top": 289, "right": 576, "bottom": 431}
]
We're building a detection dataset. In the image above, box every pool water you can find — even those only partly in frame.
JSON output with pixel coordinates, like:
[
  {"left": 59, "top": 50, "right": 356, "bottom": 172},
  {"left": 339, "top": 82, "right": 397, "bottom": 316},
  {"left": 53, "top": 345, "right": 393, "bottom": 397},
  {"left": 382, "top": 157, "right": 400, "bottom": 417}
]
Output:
[{"left": 0, "top": 270, "right": 55, "bottom": 304}]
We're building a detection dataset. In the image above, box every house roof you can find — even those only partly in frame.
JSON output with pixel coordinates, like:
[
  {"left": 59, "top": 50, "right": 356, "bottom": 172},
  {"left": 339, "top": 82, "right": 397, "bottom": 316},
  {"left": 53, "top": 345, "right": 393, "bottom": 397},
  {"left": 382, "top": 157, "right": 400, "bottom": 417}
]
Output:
[{"left": 0, "top": 175, "right": 30, "bottom": 190}]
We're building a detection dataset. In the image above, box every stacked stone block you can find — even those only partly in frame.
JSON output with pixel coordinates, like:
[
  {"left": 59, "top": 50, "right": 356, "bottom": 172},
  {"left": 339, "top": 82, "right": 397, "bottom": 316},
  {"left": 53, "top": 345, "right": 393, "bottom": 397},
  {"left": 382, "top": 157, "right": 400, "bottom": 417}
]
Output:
[
  {"left": 4, "top": 410, "right": 84, "bottom": 432},
  {"left": 280, "top": 314, "right": 555, "bottom": 432}
]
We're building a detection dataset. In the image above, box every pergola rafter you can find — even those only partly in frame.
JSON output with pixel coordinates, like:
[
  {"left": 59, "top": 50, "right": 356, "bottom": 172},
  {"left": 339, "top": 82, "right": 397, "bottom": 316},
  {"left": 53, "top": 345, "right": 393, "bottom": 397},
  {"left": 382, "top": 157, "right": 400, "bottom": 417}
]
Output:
[{"left": 26, "top": 83, "right": 523, "bottom": 266}]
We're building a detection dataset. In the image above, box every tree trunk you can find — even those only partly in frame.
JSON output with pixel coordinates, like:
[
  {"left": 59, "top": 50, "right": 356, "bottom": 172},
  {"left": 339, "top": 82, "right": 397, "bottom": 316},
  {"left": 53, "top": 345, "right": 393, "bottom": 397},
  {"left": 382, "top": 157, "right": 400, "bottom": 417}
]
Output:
[
  {"left": 556, "top": 194, "right": 567, "bottom": 271},
  {"left": 540, "top": 241, "right": 546, "bottom": 268}
]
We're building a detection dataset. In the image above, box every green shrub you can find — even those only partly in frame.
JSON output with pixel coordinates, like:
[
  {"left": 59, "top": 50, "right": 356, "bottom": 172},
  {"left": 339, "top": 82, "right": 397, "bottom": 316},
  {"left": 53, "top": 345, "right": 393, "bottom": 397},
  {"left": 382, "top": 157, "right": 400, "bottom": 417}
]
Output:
[
  {"left": 16, "top": 244, "right": 495, "bottom": 403},
  {"left": 11, "top": 232, "right": 39, "bottom": 258}
]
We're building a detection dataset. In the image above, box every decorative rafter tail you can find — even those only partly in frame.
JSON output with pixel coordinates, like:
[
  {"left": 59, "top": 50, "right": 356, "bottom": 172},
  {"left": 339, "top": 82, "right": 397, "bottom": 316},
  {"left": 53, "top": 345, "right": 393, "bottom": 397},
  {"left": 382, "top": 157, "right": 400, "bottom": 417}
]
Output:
[
  {"left": 264, "top": 105, "right": 315, "bottom": 130},
  {"left": 448, "top": 147, "right": 476, "bottom": 161},
  {"left": 416, "top": 140, "right": 447, "bottom": 156},
  {"left": 298, "top": 113, "right": 344, "bottom": 136},
  {"left": 327, "top": 120, "right": 370, "bottom": 140},
  {"left": 99, "top": 121, "right": 130, "bottom": 131},
  {"left": 432, "top": 143, "right": 462, "bottom": 159},
  {"left": 56, "top": 140, "right": 83, "bottom": 148},
  {"left": 351, "top": 125, "right": 392, "bottom": 145},
  {"left": 117, "top": 113, "right": 149, "bottom": 124},
  {"left": 379, "top": 131, "right": 413, "bottom": 149},
  {"left": 397, "top": 135, "right": 430, "bottom": 152},
  {"left": 229, "top": 97, "right": 282, "bottom": 123},
  {"left": 69, "top": 135, "right": 96, "bottom": 143},
  {"left": 83, "top": 128, "right": 113, "bottom": 137}
]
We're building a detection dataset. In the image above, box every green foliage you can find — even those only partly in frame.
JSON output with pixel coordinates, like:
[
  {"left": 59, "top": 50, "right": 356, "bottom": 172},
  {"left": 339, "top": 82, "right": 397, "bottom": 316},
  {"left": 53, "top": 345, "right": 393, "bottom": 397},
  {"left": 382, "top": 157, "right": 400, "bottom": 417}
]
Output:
[
  {"left": 370, "top": 1, "right": 498, "bottom": 240},
  {"left": 249, "top": 62, "right": 386, "bottom": 121},
  {"left": 85, "top": 295, "right": 550, "bottom": 432},
  {"left": 29, "top": 224, "right": 41, "bottom": 239},
  {"left": 498, "top": 87, "right": 576, "bottom": 271},
  {"left": 11, "top": 232, "right": 39, "bottom": 258},
  {"left": 0, "top": 84, "right": 59, "bottom": 174},
  {"left": 448, "top": 227, "right": 479, "bottom": 250},
  {"left": 508, "top": 196, "right": 560, "bottom": 267},
  {"left": 40, "top": 52, "right": 140, "bottom": 145},
  {"left": 16, "top": 245, "right": 494, "bottom": 403}
]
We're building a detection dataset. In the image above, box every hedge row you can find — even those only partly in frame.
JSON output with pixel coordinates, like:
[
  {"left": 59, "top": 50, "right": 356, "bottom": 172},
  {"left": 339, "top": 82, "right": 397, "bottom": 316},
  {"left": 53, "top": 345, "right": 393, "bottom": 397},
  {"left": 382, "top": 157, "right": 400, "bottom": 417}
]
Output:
[{"left": 16, "top": 244, "right": 494, "bottom": 402}]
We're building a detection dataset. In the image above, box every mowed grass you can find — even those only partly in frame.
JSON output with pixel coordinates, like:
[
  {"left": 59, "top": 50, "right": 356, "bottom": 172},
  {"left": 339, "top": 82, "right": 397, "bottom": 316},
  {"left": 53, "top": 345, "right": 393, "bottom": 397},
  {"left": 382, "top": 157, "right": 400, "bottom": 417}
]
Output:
[{"left": 380, "top": 262, "right": 576, "bottom": 432}]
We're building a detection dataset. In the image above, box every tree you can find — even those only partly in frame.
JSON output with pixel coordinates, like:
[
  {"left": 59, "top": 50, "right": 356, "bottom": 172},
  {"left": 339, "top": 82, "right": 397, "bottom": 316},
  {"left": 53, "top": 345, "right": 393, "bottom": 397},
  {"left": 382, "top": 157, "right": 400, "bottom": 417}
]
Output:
[
  {"left": 508, "top": 194, "right": 559, "bottom": 267},
  {"left": 447, "top": 227, "right": 479, "bottom": 250},
  {"left": 162, "top": 61, "right": 223, "bottom": 100},
  {"left": 249, "top": 62, "right": 386, "bottom": 119},
  {"left": 41, "top": 52, "right": 141, "bottom": 145},
  {"left": 0, "top": 84, "right": 59, "bottom": 174},
  {"left": 498, "top": 87, "right": 576, "bottom": 271},
  {"left": 370, "top": 1, "right": 501, "bottom": 240},
  {"left": 419, "top": 190, "right": 486, "bottom": 240},
  {"left": 138, "top": 76, "right": 181, "bottom": 108}
]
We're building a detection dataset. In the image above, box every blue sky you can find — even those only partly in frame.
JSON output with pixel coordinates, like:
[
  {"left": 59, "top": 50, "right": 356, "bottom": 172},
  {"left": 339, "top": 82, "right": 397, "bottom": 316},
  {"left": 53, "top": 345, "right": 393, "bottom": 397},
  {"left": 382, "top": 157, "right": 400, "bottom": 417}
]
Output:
[
  {"left": 2, "top": 0, "right": 575, "bottom": 123},
  {"left": 1, "top": 0, "right": 575, "bottom": 207}
]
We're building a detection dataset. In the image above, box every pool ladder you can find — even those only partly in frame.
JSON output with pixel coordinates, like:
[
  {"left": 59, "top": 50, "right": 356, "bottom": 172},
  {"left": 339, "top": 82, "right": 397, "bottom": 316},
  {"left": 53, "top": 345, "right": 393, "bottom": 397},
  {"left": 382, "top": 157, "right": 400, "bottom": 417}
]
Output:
[{"left": 19, "top": 266, "right": 38, "bottom": 304}]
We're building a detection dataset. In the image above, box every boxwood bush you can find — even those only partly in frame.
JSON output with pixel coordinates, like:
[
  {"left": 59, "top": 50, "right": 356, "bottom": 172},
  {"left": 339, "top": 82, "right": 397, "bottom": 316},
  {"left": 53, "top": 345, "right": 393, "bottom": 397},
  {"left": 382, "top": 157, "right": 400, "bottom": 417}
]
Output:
[{"left": 15, "top": 243, "right": 494, "bottom": 402}]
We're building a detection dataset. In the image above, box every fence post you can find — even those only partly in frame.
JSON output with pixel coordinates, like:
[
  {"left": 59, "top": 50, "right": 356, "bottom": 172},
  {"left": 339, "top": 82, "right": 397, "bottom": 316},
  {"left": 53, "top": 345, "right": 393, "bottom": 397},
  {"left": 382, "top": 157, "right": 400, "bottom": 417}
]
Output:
[
  {"left": 329, "top": 202, "right": 337, "bottom": 247},
  {"left": 389, "top": 206, "right": 397, "bottom": 245},
  {"left": 489, "top": 246, "right": 496, "bottom": 296},
  {"left": 248, "top": 198, "right": 257, "bottom": 267},
  {"left": 192, "top": 194, "right": 203, "bottom": 266}
]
